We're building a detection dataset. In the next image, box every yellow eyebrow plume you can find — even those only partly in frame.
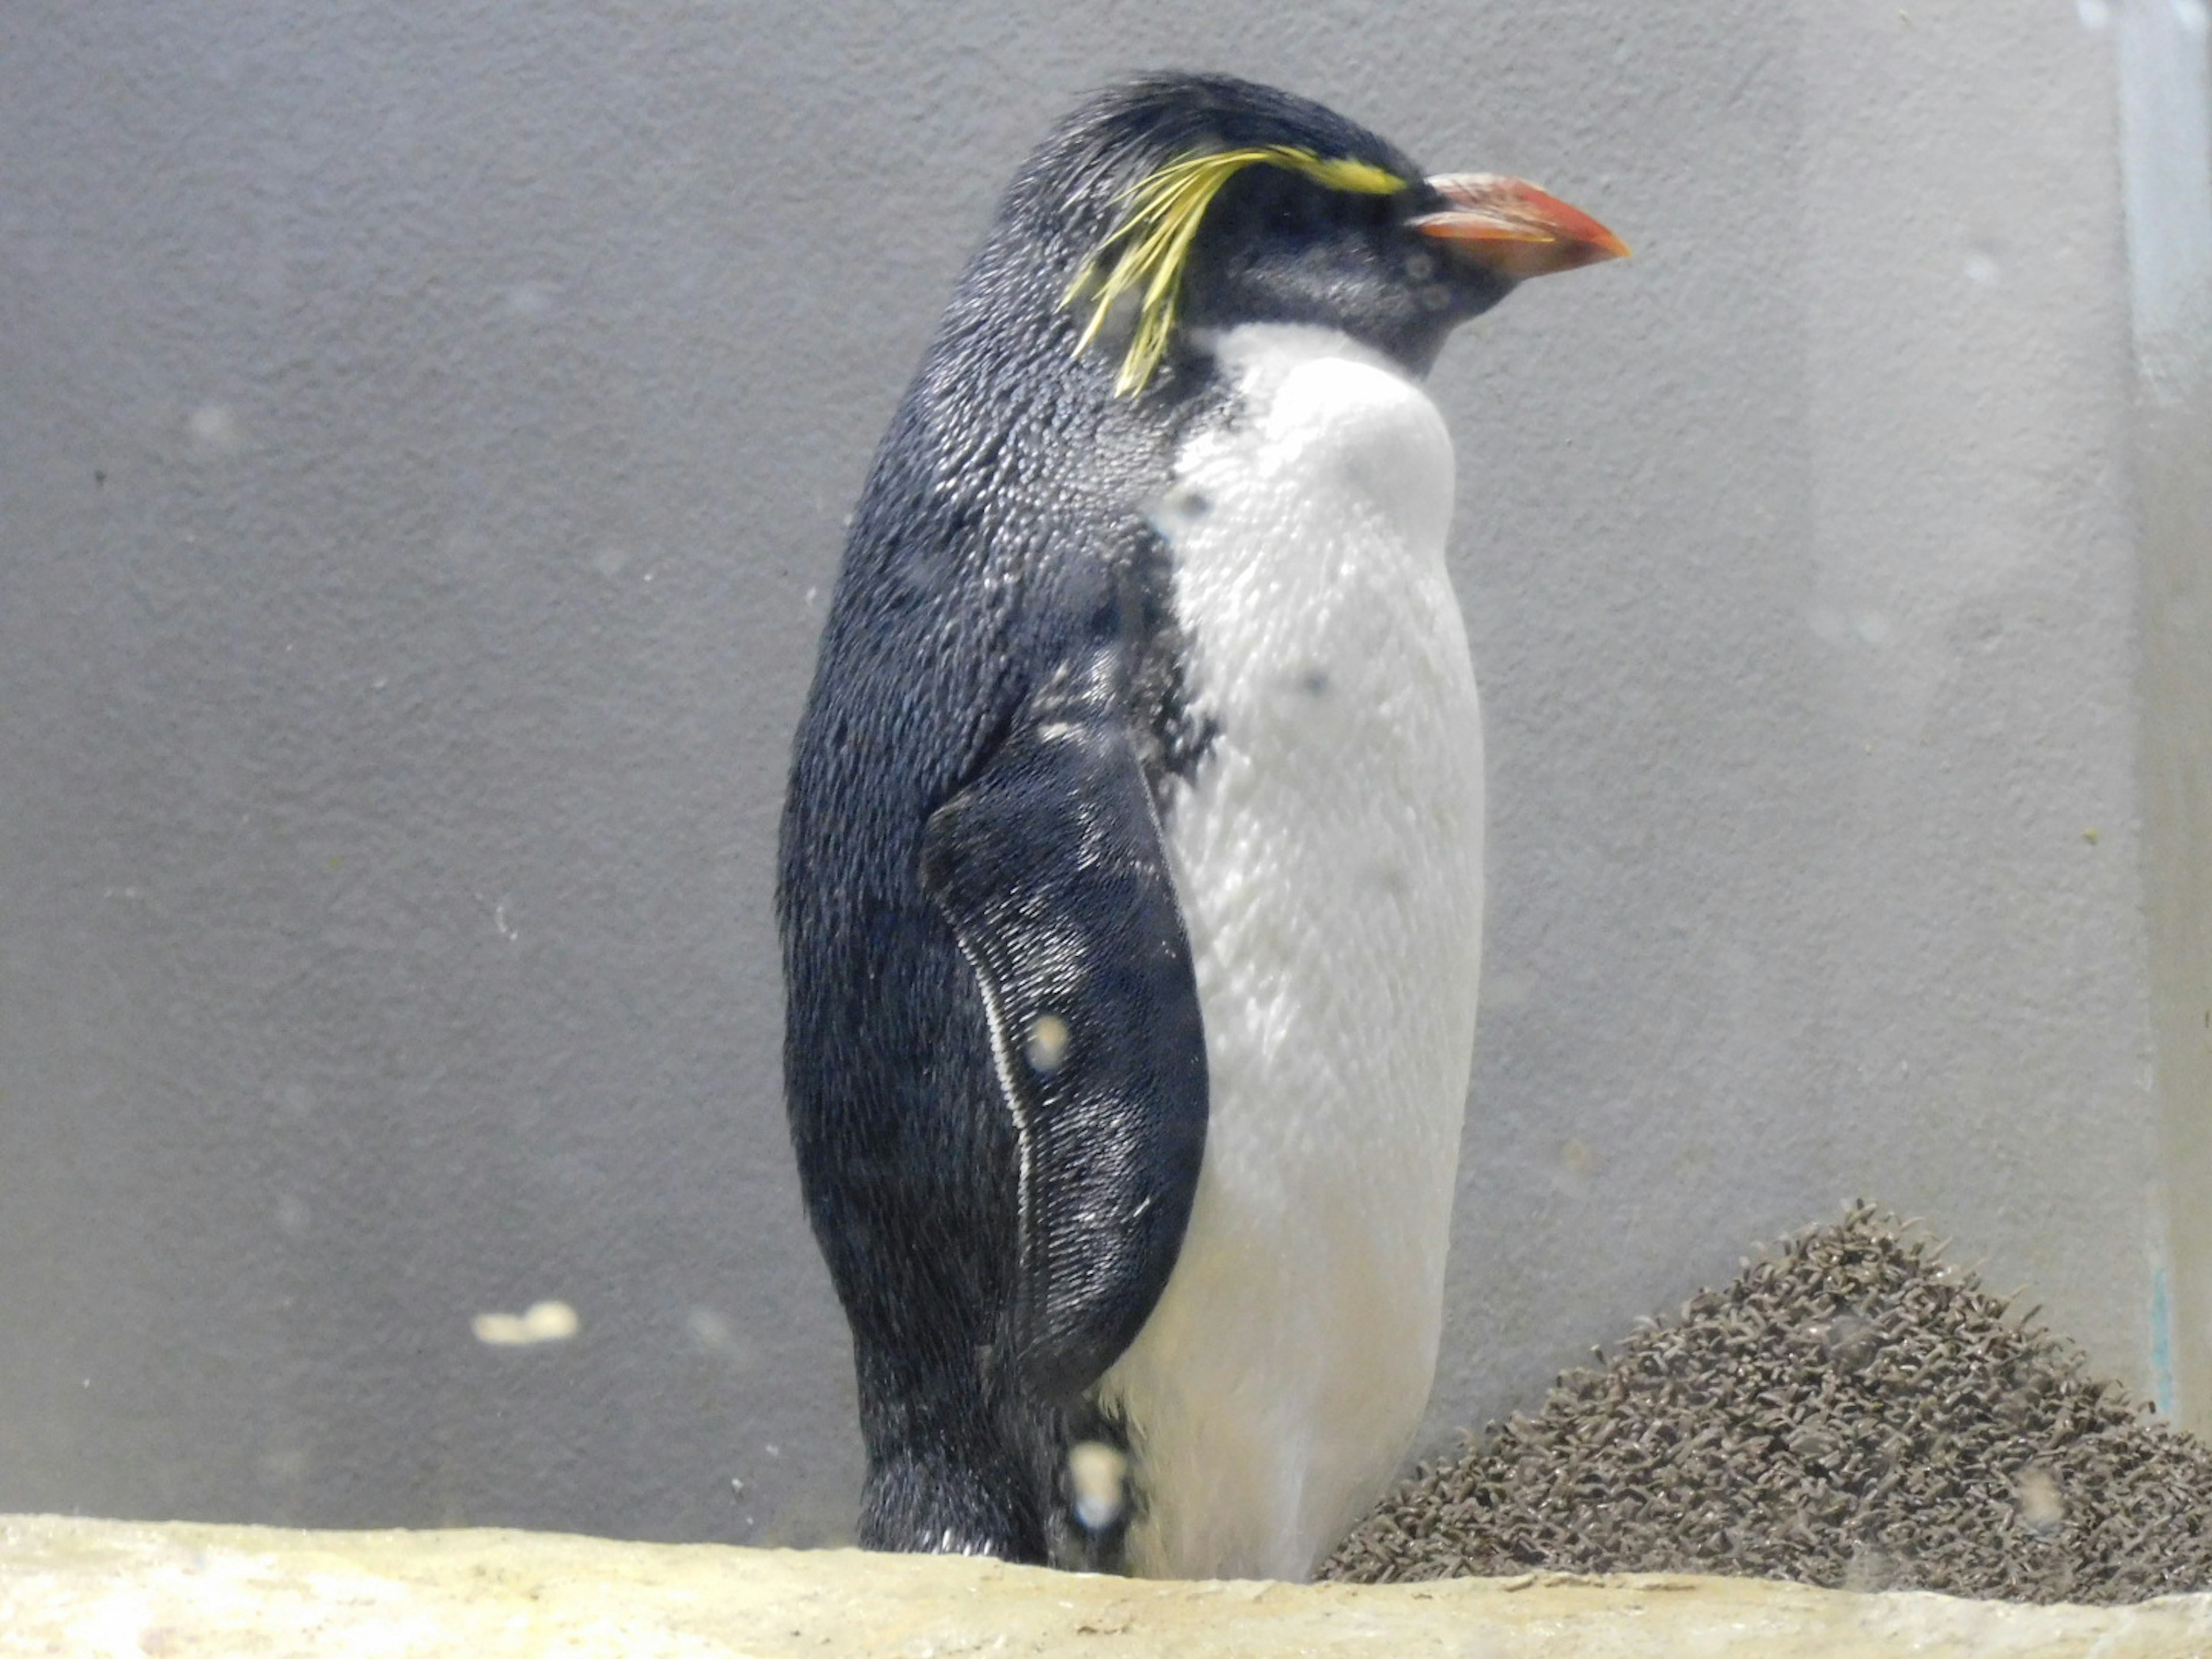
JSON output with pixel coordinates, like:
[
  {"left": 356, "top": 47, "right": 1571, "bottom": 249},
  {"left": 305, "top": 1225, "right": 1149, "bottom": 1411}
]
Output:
[{"left": 1062, "top": 146, "right": 1407, "bottom": 396}]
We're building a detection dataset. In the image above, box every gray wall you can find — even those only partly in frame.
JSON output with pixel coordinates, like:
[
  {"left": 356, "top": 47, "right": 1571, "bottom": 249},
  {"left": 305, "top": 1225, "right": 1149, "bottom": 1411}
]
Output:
[{"left": 3, "top": 2, "right": 2205, "bottom": 1547}]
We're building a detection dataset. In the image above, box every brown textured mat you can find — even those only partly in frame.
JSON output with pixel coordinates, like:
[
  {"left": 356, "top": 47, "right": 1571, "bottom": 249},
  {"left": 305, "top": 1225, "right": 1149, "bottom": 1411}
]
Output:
[{"left": 1325, "top": 1205, "right": 2212, "bottom": 1603}]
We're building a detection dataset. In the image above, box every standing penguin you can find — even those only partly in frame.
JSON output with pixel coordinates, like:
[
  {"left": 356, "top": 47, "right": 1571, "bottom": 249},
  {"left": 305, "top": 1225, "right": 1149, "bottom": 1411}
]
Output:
[{"left": 778, "top": 73, "right": 1624, "bottom": 1580}]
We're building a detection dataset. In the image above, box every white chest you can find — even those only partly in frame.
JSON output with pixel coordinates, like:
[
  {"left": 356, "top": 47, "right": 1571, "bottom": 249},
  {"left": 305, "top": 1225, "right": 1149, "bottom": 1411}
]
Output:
[{"left": 1099, "top": 326, "right": 1486, "bottom": 1579}]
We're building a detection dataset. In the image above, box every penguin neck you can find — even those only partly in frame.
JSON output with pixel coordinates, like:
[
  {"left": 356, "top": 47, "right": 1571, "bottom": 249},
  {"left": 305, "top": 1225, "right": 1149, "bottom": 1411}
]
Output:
[{"left": 1187, "top": 321, "right": 1425, "bottom": 405}]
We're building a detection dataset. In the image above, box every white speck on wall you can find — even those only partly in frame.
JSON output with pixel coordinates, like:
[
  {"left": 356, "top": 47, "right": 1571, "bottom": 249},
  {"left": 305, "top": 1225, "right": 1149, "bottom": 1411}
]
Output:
[
  {"left": 187, "top": 403, "right": 240, "bottom": 453},
  {"left": 275, "top": 1195, "right": 309, "bottom": 1237},
  {"left": 1852, "top": 611, "right": 1895, "bottom": 647},
  {"left": 257, "top": 1443, "right": 311, "bottom": 1486},
  {"left": 2079, "top": 0, "right": 2111, "bottom": 29},
  {"left": 688, "top": 1307, "right": 733, "bottom": 1350},
  {"left": 505, "top": 282, "right": 556, "bottom": 317},
  {"left": 687, "top": 1306, "right": 763, "bottom": 1372},
  {"left": 2177, "top": 0, "right": 2209, "bottom": 39},
  {"left": 472, "top": 1300, "right": 580, "bottom": 1347},
  {"left": 591, "top": 546, "right": 630, "bottom": 578},
  {"left": 1963, "top": 251, "right": 2001, "bottom": 286}
]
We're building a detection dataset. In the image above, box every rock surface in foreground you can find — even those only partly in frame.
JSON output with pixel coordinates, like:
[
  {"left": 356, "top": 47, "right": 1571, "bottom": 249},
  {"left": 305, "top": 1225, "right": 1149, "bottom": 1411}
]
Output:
[{"left": 5, "top": 1513, "right": 2212, "bottom": 1658}]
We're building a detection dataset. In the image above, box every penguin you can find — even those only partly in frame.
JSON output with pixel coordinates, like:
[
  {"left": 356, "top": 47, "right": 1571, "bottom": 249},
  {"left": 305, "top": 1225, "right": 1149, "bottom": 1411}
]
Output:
[{"left": 776, "top": 72, "right": 1624, "bottom": 1580}]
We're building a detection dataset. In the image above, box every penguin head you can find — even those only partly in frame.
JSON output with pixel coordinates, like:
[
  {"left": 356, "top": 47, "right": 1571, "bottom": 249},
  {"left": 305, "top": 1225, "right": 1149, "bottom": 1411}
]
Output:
[{"left": 1013, "top": 73, "right": 1627, "bottom": 393}]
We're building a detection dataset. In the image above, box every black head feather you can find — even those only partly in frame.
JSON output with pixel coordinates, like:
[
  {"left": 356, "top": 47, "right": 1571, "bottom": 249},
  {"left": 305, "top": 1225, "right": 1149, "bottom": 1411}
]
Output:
[{"left": 945, "top": 72, "right": 1512, "bottom": 396}]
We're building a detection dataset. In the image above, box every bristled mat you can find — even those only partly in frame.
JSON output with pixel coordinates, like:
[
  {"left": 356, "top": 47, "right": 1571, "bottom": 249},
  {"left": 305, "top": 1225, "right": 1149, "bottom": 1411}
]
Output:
[{"left": 1323, "top": 1205, "right": 2212, "bottom": 1604}]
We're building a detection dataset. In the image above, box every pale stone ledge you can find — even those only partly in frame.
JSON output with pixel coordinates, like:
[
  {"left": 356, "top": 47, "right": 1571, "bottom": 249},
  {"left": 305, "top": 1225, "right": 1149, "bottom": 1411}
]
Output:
[{"left": 5, "top": 1514, "right": 2212, "bottom": 1658}]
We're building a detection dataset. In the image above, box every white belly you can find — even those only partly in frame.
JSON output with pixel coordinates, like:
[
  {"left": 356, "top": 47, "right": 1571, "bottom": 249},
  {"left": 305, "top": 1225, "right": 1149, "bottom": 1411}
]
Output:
[{"left": 1099, "top": 325, "right": 1484, "bottom": 1580}]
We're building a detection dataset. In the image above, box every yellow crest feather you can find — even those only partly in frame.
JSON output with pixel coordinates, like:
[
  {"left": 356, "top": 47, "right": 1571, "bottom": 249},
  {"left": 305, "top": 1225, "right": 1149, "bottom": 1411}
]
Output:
[{"left": 1062, "top": 147, "right": 1407, "bottom": 396}]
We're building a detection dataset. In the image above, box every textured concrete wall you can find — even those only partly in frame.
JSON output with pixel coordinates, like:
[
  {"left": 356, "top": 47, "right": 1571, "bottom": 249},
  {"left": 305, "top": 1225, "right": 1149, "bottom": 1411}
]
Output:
[{"left": 0, "top": 1, "right": 2198, "bottom": 1547}]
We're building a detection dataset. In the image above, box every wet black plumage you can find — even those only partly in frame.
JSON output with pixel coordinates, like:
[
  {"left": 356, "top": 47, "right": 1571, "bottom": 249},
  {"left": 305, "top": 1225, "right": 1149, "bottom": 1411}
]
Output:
[{"left": 776, "top": 71, "right": 1593, "bottom": 1567}]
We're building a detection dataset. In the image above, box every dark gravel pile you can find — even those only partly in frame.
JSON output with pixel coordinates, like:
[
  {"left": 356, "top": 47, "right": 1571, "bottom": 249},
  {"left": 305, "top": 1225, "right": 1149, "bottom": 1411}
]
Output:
[{"left": 1322, "top": 1205, "right": 2212, "bottom": 1603}]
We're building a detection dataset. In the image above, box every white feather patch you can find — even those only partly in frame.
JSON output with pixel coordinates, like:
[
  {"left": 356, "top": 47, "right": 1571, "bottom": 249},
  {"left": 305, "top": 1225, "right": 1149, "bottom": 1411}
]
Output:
[{"left": 1099, "top": 324, "right": 1485, "bottom": 1581}]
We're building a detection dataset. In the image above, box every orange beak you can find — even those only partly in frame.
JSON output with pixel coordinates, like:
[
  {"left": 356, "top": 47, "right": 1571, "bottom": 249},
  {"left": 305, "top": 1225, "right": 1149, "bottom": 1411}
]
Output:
[{"left": 1411, "top": 174, "right": 1630, "bottom": 281}]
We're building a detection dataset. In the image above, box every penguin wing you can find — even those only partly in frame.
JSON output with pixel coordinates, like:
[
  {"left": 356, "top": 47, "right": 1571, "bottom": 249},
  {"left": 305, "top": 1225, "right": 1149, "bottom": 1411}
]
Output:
[{"left": 921, "top": 646, "right": 1207, "bottom": 1401}]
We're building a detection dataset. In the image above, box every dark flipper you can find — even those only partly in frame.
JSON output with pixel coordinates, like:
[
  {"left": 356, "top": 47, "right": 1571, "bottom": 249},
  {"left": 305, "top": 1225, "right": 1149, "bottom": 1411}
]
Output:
[{"left": 921, "top": 647, "right": 1208, "bottom": 1402}]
